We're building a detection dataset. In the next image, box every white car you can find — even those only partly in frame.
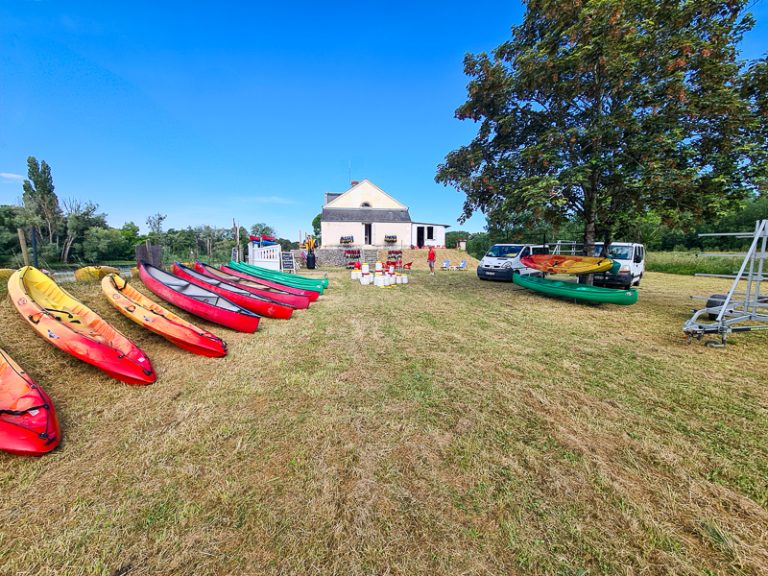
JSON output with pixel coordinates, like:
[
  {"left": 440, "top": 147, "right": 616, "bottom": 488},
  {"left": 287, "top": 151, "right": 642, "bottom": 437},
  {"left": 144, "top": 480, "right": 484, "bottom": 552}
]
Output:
[
  {"left": 476, "top": 244, "right": 547, "bottom": 281},
  {"left": 592, "top": 242, "right": 645, "bottom": 289}
]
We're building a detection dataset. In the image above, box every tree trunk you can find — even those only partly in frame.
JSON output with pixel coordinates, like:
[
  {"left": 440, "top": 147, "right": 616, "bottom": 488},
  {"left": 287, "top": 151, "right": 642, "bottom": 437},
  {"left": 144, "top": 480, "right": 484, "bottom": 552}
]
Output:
[
  {"left": 581, "top": 175, "right": 599, "bottom": 286},
  {"left": 61, "top": 236, "right": 75, "bottom": 264}
]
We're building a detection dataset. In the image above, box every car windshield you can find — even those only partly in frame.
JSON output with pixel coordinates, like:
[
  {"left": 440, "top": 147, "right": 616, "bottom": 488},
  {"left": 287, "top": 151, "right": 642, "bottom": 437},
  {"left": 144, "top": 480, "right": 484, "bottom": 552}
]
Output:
[
  {"left": 486, "top": 245, "right": 524, "bottom": 258},
  {"left": 594, "top": 244, "right": 632, "bottom": 260}
]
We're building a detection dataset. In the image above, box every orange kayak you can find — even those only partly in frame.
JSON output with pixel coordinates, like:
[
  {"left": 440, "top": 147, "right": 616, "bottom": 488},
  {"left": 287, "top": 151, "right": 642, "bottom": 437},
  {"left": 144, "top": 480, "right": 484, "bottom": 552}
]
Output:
[
  {"left": 8, "top": 266, "right": 156, "bottom": 385},
  {"left": 101, "top": 274, "right": 227, "bottom": 357},
  {"left": 521, "top": 254, "right": 614, "bottom": 275},
  {"left": 0, "top": 347, "right": 61, "bottom": 456}
]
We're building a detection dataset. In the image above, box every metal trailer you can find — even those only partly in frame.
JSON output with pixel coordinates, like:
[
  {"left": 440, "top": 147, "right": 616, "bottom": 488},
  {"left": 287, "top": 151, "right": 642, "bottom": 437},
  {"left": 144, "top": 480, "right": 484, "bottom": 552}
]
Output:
[{"left": 683, "top": 219, "right": 768, "bottom": 347}]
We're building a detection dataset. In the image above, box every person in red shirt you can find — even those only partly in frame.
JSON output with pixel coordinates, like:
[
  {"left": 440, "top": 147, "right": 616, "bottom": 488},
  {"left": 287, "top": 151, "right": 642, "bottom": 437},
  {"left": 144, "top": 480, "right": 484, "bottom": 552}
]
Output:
[{"left": 427, "top": 246, "right": 436, "bottom": 275}]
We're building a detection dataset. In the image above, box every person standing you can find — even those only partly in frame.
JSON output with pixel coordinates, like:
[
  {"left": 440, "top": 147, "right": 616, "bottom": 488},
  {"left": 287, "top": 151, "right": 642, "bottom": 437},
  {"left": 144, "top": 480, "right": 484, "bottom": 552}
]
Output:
[{"left": 427, "top": 246, "right": 436, "bottom": 275}]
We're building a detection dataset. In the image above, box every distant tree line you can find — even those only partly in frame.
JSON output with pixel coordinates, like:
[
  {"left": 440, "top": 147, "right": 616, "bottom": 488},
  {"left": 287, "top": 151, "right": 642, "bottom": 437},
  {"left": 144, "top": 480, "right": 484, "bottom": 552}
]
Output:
[
  {"left": 454, "top": 195, "right": 768, "bottom": 260},
  {"left": 0, "top": 157, "right": 297, "bottom": 267}
]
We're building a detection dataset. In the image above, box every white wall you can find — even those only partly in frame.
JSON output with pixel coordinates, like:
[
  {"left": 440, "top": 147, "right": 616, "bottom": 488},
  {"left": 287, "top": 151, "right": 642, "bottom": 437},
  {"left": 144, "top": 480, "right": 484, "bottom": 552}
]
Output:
[
  {"left": 372, "top": 222, "right": 411, "bottom": 248},
  {"left": 322, "top": 221, "right": 412, "bottom": 247},
  {"left": 411, "top": 225, "right": 447, "bottom": 248},
  {"left": 321, "top": 221, "right": 363, "bottom": 247}
]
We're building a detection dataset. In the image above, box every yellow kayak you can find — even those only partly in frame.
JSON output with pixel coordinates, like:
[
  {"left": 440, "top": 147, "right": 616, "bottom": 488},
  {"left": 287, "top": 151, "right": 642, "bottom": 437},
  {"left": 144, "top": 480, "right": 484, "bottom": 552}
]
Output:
[
  {"left": 521, "top": 254, "right": 614, "bottom": 275},
  {"left": 74, "top": 266, "right": 120, "bottom": 281},
  {"left": 8, "top": 266, "right": 156, "bottom": 385}
]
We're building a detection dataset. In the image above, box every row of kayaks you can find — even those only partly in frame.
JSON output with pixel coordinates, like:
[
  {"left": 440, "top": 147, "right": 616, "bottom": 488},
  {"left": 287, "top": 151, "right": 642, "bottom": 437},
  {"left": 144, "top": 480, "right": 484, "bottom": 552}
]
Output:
[{"left": 1, "top": 260, "right": 328, "bottom": 456}]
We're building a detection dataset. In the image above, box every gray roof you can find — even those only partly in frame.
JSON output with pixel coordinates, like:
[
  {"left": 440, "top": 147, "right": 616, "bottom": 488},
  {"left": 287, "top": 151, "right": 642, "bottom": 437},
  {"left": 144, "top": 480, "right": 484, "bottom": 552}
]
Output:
[{"left": 322, "top": 207, "right": 412, "bottom": 223}]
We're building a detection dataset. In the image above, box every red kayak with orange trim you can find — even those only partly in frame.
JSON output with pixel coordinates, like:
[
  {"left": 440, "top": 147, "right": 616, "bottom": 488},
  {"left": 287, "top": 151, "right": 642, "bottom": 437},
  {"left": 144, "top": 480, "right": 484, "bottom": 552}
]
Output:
[
  {"left": 101, "top": 274, "right": 227, "bottom": 357},
  {"left": 8, "top": 266, "right": 155, "bottom": 385},
  {"left": 0, "top": 347, "right": 61, "bottom": 456}
]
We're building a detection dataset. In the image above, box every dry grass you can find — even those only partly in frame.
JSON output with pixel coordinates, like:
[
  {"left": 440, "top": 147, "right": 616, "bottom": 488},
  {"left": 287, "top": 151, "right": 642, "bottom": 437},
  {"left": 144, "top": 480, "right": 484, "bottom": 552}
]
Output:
[{"left": 1, "top": 269, "right": 766, "bottom": 575}]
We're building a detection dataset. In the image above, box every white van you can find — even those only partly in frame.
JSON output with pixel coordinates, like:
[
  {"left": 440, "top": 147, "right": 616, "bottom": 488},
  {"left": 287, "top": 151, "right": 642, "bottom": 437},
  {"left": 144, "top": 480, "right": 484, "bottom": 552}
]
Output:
[
  {"left": 592, "top": 242, "right": 645, "bottom": 289},
  {"left": 477, "top": 244, "right": 547, "bottom": 281}
]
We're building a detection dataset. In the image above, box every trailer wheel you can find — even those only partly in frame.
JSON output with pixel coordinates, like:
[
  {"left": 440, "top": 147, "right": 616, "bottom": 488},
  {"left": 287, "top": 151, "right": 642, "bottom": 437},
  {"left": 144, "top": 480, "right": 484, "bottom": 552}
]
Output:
[{"left": 706, "top": 294, "right": 727, "bottom": 320}]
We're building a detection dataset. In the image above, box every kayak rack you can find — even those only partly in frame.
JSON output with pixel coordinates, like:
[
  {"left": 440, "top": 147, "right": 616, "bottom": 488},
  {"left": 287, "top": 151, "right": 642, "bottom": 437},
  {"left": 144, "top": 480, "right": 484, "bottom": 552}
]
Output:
[
  {"left": 551, "top": 240, "right": 583, "bottom": 256},
  {"left": 683, "top": 219, "right": 768, "bottom": 347}
]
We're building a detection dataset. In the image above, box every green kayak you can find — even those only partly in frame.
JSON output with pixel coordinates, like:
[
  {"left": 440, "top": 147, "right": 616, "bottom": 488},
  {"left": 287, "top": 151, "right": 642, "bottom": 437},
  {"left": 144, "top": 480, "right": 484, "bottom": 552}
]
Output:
[
  {"left": 512, "top": 273, "right": 638, "bottom": 305},
  {"left": 228, "top": 261, "right": 328, "bottom": 292}
]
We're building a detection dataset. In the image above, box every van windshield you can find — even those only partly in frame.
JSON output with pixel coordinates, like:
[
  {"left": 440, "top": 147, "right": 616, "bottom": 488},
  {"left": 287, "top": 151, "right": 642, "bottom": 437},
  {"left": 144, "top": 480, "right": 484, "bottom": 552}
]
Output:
[
  {"left": 486, "top": 245, "right": 524, "bottom": 258},
  {"left": 594, "top": 244, "right": 632, "bottom": 260}
]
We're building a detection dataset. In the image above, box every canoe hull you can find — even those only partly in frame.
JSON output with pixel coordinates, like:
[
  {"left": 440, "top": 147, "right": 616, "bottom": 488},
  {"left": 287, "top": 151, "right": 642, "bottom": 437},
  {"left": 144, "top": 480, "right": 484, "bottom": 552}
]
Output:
[
  {"left": 172, "top": 263, "right": 293, "bottom": 320},
  {"left": 8, "top": 267, "right": 156, "bottom": 385},
  {"left": 101, "top": 274, "right": 227, "bottom": 357},
  {"left": 220, "top": 265, "right": 320, "bottom": 302},
  {"left": 512, "top": 273, "right": 638, "bottom": 305},
  {"left": 0, "top": 349, "right": 61, "bottom": 456},
  {"left": 138, "top": 262, "right": 260, "bottom": 333},
  {"left": 194, "top": 262, "right": 310, "bottom": 309},
  {"left": 228, "top": 261, "right": 327, "bottom": 292}
]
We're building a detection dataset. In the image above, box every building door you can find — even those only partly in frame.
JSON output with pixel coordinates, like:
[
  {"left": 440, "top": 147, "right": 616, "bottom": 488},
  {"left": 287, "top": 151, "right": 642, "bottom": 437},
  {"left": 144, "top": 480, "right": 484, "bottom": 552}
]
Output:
[
  {"left": 364, "top": 223, "right": 372, "bottom": 245},
  {"left": 416, "top": 226, "right": 425, "bottom": 248}
]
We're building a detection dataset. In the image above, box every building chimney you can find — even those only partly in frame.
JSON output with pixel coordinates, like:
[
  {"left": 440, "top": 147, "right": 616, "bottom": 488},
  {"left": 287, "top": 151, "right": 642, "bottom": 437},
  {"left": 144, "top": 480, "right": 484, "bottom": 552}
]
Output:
[{"left": 351, "top": 180, "right": 359, "bottom": 187}]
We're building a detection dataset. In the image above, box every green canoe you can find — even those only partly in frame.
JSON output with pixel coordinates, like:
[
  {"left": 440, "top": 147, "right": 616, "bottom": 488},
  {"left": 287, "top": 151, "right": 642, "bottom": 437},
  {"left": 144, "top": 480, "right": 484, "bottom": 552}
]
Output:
[
  {"left": 512, "top": 273, "right": 638, "bottom": 305},
  {"left": 228, "top": 261, "right": 328, "bottom": 292}
]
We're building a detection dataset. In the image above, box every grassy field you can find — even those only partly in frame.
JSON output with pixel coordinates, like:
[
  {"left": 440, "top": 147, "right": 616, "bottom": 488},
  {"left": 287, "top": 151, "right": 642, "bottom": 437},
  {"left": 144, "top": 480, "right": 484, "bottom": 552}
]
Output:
[
  {"left": 646, "top": 251, "right": 745, "bottom": 276},
  {"left": 1, "top": 264, "right": 767, "bottom": 575}
]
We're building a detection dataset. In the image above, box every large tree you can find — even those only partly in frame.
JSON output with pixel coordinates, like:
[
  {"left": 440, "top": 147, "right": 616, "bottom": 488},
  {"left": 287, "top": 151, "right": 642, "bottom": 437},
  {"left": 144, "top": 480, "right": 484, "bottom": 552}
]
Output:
[
  {"left": 250, "top": 222, "right": 276, "bottom": 237},
  {"left": 436, "top": 0, "right": 762, "bottom": 254},
  {"left": 60, "top": 199, "right": 107, "bottom": 263},
  {"left": 22, "top": 156, "right": 62, "bottom": 245}
]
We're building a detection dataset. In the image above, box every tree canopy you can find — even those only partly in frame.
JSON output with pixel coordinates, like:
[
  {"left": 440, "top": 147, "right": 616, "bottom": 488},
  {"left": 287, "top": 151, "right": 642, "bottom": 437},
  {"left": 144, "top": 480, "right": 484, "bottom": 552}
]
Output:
[
  {"left": 250, "top": 223, "right": 276, "bottom": 237},
  {"left": 436, "top": 0, "right": 764, "bottom": 252}
]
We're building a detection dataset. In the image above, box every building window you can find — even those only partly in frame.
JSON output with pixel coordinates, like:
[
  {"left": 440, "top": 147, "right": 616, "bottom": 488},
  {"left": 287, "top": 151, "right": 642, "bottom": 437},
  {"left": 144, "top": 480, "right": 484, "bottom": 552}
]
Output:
[{"left": 427, "top": 226, "right": 434, "bottom": 240}]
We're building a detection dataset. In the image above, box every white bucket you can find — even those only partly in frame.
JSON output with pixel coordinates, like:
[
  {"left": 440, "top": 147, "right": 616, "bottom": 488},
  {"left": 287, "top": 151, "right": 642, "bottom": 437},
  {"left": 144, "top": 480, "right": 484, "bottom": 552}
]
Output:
[
  {"left": 388, "top": 265, "right": 395, "bottom": 274},
  {"left": 396, "top": 275, "right": 403, "bottom": 284},
  {"left": 351, "top": 271, "right": 359, "bottom": 280},
  {"left": 402, "top": 275, "right": 409, "bottom": 284},
  {"left": 375, "top": 261, "right": 383, "bottom": 272},
  {"left": 361, "top": 275, "right": 370, "bottom": 285},
  {"left": 362, "top": 263, "right": 370, "bottom": 274}
]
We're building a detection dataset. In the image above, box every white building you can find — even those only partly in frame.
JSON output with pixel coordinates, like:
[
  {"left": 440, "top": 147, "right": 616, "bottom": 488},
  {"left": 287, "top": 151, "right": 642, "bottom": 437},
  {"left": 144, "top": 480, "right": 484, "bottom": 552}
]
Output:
[{"left": 320, "top": 180, "right": 449, "bottom": 248}]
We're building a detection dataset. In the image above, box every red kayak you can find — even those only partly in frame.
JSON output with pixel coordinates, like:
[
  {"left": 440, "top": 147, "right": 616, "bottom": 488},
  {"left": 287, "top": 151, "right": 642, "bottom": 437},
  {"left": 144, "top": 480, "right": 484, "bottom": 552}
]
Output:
[
  {"left": 220, "top": 265, "right": 320, "bottom": 302},
  {"left": 194, "top": 261, "right": 310, "bottom": 309},
  {"left": 1, "top": 348, "right": 61, "bottom": 456},
  {"left": 172, "top": 262, "right": 294, "bottom": 320},
  {"left": 139, "top": 262, "right": 261, "bottom": 333},
  {"left": 9, "top": 266, "right": 156, "bottom": 385}
]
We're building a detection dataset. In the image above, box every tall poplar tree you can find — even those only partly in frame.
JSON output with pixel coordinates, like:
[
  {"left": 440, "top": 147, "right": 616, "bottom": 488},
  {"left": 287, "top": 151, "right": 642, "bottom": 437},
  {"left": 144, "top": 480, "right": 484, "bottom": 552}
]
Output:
[
  {"left": 22, "top": 156, "right": 62, "bottom": 245},
  {"left": 436, "top": 0, "right": 762, "bottom": 253}
]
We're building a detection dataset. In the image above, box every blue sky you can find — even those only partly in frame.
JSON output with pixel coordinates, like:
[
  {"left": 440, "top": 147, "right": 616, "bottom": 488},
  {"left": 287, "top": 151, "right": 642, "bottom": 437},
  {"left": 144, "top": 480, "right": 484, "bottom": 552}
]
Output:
[{"left": 1, "top": 1, "right": 766, "bottom": 238}]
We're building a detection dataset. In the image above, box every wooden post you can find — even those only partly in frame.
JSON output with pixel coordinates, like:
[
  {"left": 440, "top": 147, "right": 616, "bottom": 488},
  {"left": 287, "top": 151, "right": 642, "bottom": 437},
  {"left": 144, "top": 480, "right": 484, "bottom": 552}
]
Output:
[
  {"left": 234, "top": 218, "right": 241, "bottom": 261},
  {"left": 17, "top": 228, "right": 30, "bottom": 266}
]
